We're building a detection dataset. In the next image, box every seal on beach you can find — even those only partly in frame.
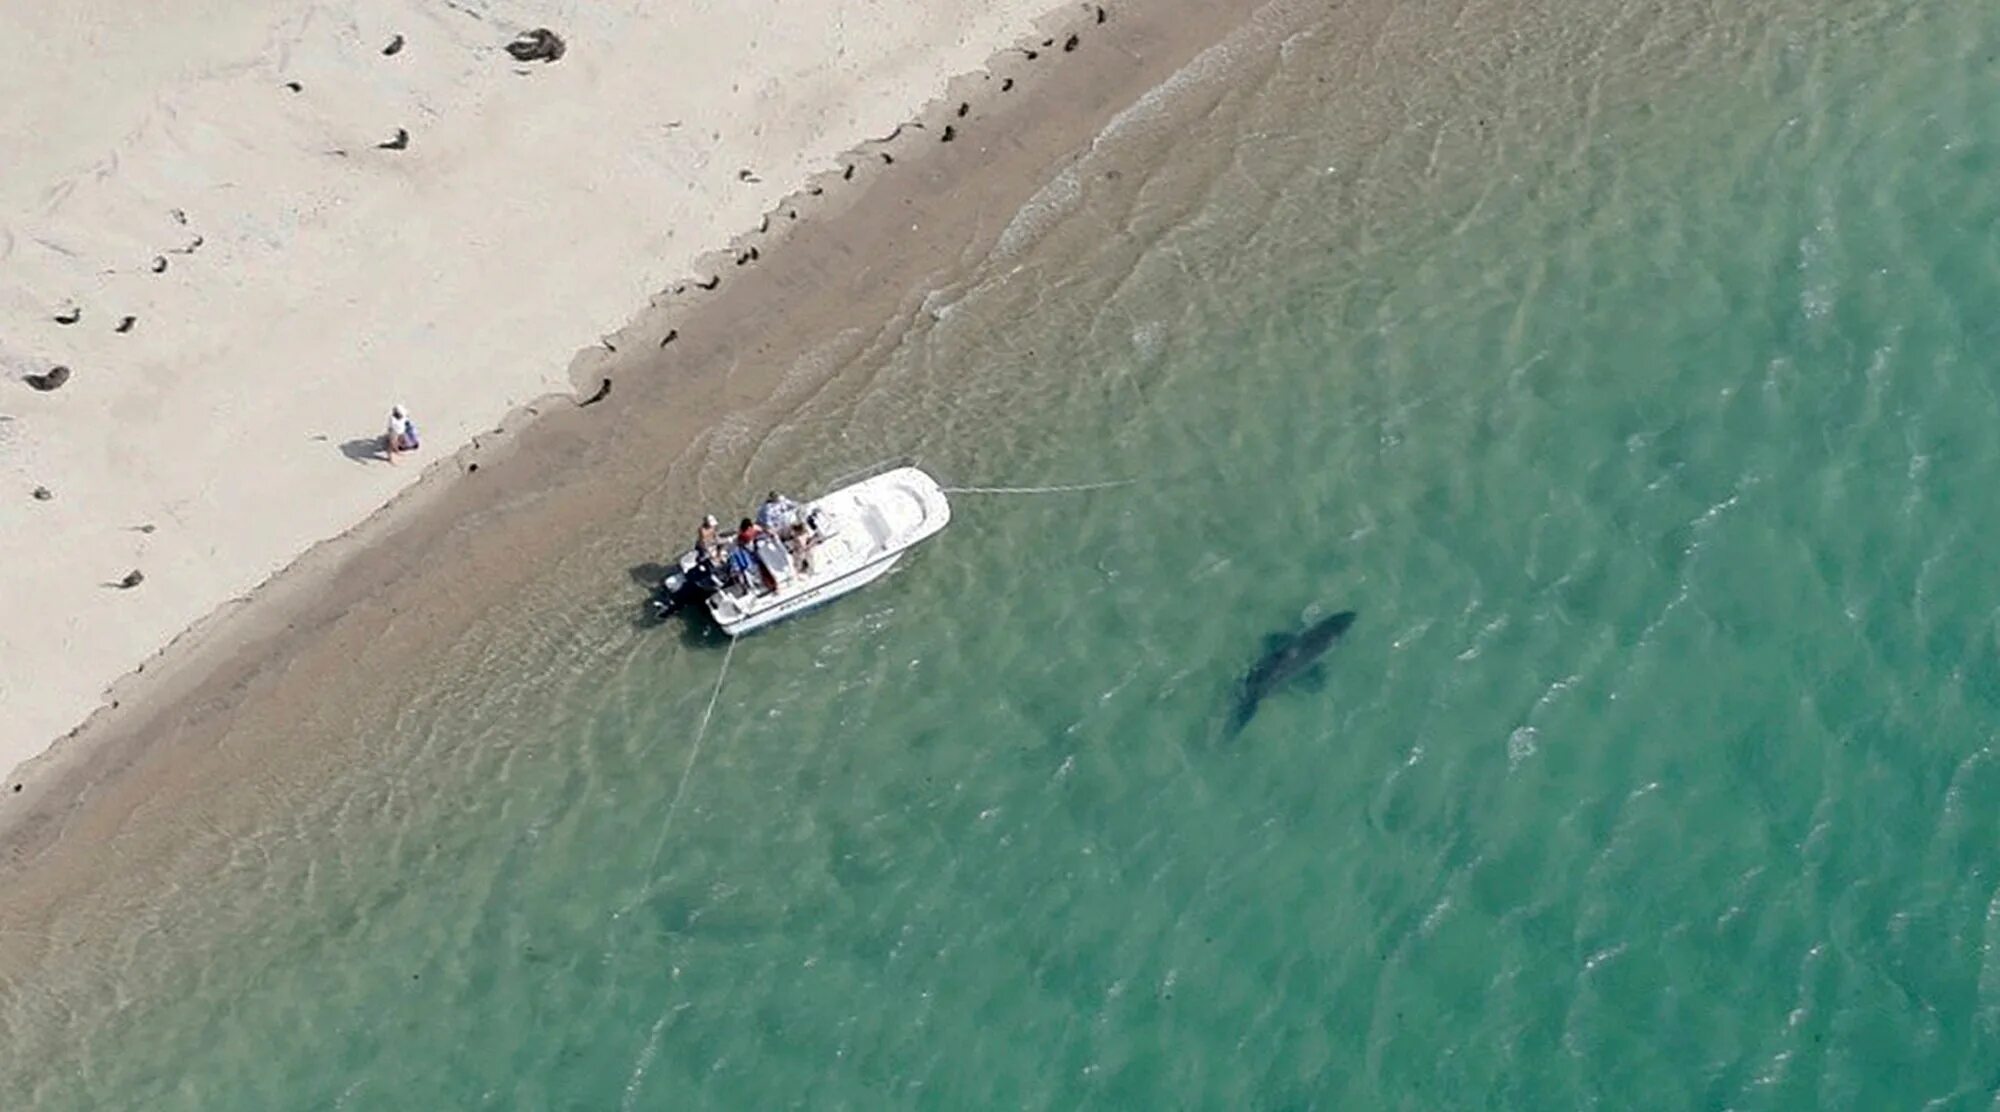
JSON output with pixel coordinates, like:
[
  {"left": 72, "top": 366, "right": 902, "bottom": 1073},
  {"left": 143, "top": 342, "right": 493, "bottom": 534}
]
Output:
[
  {"left": 31, "top": 486, "right": 52, "bottom": 501},
  {"left": 940, "top": 125, "right": 956, "bottom": 143},
  {"left": 116, "top": 315, "right": 136, "bottom": 333},
  {"left": 151, "top": 255, "right": 168, "bottom": 273},
  {"left": 1001, "top": 77, "right": 1015, "bottom": 92},
  {"left": 579, "top": 378, "right": 612, "bottom": 407},
  {"left": 377, "top": 128, "right": 410, "bottom": 150},
  {"left": 659, "top": 328, "right": 679, "bottom": 348},
  {"left": 506, "top": 28, "right": 566, "bottom": 63},
  {"left": 1096, "top": 5, "right": 1107, "bottom": 23},
  {"left": 382, "top": 34, "right": 405, "bottom": 56},
  {"left": 115, "top": 570, "right": 145, "bottom": 590},
  {"left": 25, "top": 365, "right": 71, "bottom": 392},
  {"left": 1064, "top": 33, "right": 1080, "bottom": 52},
  {"left": 696, "top": 275, "right": 720, "bottom": 290},
  {"left": 284, "top": 80, "right": 303, "bottom": 92},
  {"left": 843, "top": 164, "right": 856, "bottom": 181},
  {"left": 53, "top": 307, "right": 80, "bottom": 325}
]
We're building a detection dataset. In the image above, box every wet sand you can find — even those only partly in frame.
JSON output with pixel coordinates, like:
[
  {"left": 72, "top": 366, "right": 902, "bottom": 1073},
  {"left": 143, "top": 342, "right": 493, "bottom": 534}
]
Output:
[{"left": 0, "top": 0, "right": 1279, "bottom": 974}]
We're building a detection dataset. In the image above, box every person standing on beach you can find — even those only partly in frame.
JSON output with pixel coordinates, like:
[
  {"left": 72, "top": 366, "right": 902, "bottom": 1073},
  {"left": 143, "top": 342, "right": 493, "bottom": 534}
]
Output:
[{"left": 385, "top": 404, "right": 421, "bottom": 464}]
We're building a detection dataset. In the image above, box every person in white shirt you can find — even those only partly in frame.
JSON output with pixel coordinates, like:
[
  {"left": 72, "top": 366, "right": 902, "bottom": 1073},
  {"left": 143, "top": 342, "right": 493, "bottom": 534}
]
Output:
[{"left": 385, "top": 404, "right": 420, "bottom": 463}]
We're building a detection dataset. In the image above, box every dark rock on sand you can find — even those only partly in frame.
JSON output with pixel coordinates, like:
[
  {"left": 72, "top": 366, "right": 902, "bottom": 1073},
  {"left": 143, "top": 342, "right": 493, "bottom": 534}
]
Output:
[
  {"left": 377, "top": 128, "right": 410, "bottom": 150},
  {"left": 506, "top": 28, "right": 566, "bottom": 63},
  {"left": 383, "top": 34, "right": 405, "bottom": 56},
  {"left": 25, "top": 365, "right": 71, "bottom": 392}
]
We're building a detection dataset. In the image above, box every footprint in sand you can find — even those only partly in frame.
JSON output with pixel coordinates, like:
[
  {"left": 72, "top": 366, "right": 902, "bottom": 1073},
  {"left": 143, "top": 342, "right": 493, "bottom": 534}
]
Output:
[
  {"left": 25, "top": 366, "right": 71, "bottom": 392},
  {"left": 506, "top": 28, "right": 566, "bottom": 64}
]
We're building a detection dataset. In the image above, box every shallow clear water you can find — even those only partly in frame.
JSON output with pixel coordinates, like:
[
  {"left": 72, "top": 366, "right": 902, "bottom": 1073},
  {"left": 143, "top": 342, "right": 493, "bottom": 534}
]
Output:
[{"left": 9, "top": 0, "right": 2000, "bottom": 1106}]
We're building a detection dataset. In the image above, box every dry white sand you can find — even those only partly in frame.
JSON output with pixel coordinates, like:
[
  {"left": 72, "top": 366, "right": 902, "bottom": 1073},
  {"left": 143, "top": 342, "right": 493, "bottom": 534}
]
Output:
[{"left": 0, "top": 0, "right": 1073, "bottom": 778}]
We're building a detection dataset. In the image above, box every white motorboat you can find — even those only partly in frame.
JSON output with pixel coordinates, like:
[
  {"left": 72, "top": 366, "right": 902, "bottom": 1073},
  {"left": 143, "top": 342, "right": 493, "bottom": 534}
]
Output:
[{"left": 658, "top": 466, "right": 951, "bottom": 636}]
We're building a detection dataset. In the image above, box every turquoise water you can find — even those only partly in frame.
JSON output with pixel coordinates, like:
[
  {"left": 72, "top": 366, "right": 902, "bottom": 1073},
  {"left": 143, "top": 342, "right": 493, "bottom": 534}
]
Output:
[{"left": 9, "top": 0, "right": 2000, "bottom": 1106}]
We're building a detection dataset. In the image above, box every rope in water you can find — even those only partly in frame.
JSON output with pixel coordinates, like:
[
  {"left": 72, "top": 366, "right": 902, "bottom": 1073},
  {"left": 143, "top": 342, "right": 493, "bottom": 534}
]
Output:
[
  {"left": 640, "top": 635, "right": 737, "bottom": 879},
  {"left": 941, "top": 478, "right": 1136, "bottom": 495}
]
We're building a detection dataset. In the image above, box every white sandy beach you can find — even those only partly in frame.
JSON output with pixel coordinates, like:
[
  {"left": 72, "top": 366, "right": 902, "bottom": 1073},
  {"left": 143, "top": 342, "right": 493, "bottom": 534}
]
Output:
[{"left": 0, "top": 0, "right": 1073, "bottom": 780}]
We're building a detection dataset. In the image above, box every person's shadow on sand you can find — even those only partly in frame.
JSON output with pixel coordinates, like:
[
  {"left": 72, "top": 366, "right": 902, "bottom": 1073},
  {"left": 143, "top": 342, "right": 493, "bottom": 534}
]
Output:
[{"left": 338, "top": 436, "right": 388, "bottom": 463}]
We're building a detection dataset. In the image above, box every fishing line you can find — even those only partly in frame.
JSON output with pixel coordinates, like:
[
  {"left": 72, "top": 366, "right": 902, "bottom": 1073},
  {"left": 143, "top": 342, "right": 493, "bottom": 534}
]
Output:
[{"left": 633, "top": 635, "right": 737, "bottom": 892}]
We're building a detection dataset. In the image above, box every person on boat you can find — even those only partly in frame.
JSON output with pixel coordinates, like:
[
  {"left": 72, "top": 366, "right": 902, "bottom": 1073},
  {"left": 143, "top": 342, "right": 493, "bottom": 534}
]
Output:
[
  {"left": 758, "top": 491, "right": 818, "bottom": 572},
  {"left": 733, "top": 518, "right": 779, "bottom": 592},
  {"left": 726, "top": 541, "right": 759, "bottom": 594},
  {"left": 756, "top": 492, "right": 799, "bottom": 533},
  {"left": 696, "top": 514, "right": 722, "bottom": 562}
]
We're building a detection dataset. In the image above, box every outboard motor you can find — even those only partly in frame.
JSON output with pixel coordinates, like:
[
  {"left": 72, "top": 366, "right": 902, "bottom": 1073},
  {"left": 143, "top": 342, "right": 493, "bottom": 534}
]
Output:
[{"left": 651, "top": 550, "right": 722, "bottom": 618}]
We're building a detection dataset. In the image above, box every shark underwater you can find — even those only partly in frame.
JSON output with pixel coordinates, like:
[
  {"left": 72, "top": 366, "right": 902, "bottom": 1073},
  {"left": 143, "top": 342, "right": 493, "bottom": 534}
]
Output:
[{"left": 1225, "top": 610, "right": 1357, "bottom": 737}]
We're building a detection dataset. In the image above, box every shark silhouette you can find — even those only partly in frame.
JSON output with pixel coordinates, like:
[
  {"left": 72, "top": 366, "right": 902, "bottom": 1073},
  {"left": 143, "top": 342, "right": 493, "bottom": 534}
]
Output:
[{"left": 1225, "top": 610, "right": 1357, "bottom": 737}]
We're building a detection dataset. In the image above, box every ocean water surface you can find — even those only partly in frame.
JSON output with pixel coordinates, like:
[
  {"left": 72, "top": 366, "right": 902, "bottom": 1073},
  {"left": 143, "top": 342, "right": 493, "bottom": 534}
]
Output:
[{"left": 8, "top": 0, "right": 2000, "bottom": 1106}]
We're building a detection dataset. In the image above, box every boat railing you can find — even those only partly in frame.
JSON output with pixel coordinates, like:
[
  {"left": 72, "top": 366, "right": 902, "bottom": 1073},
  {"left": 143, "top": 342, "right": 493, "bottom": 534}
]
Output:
[{"left": 813, "top": 454, "right": 919, "bottom": 497}]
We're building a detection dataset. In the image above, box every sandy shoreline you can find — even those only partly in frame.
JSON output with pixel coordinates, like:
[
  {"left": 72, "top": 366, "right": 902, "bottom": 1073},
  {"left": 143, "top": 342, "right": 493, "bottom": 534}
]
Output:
[
  {"left": 0, "top": 0, "right": 1280, "bottom": 970},
  {"left": 0, "top": 0, "right": 1089, "bottom": 783}
]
